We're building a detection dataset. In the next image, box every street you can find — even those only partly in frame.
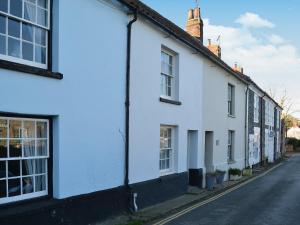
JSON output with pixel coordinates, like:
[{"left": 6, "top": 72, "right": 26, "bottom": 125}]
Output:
[{"left": 164, "top": 155, "right": 300, "bottom": 225}]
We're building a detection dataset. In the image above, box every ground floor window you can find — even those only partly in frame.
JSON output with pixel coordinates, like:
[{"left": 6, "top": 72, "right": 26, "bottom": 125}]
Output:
[
  {"left": 228, "top": 130, "right": 235, "bottom": 162},
  {"left": 160, "top": 126, "right": 175, "bottom": 175},
  {"left": 0, "top": 116, "right": 49, "bottom": 204}
]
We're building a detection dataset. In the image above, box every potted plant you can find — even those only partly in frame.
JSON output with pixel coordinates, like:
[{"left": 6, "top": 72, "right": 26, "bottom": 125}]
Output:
[
  {"left": 216, "top": 170, "right": 226, "bottom": 185},
  {"left": 242, "top": 166, "right": 252, "bottom": 176},
  {"left": 228, "top": 168, "right": 242, "bottom": 181},
  {"left": 205, "top": 172, "right": 217, "bottom": 190}
]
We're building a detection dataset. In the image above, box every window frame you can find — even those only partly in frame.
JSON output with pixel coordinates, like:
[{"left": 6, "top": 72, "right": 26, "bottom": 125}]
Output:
[
  {"left": 0, "top": 115, "right": 51, "bottom": 205},
  {"left": 228, "top": 130, "right": 235, "bottom": 162},
  {"left": 159, "top": 126, "right": 175, "bottom": 176},
  {"left": 160, "top": 48, "right": 177, "bottom": 101},
  {"left": 228, "top": 84, "right": 235, "bottom": 117},
  {"left": 0, "top": 0, "right": 51, "bottom": 69}
]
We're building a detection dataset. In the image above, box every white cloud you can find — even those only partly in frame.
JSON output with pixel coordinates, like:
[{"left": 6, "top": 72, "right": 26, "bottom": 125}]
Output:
[
  {"left": 203, "top": 16, "right": 300, "bottom": 117},
  {"left": 235, "top": 12, "right": 275, "bottom": 28}
]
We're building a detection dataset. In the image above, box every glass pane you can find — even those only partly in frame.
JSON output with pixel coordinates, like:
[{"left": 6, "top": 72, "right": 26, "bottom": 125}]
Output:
[
  {"left": 35, "top": 45, "right": 46, "bottom": 64},
  {"left": 0, "top": 15, "right": 5, "bottom": 34},
  {"left": 9, "top": 120, "right": 22, "bottom": 138},
  {"left": 8, "top": 178, "right": 21, "bottom": 196},
  {"left": 0, "top": 140, "right": 8, "bottom": 158},
  {"left": 35, "top": 27, "right": 46, "bottom": 46},
  {"left": 35, "top": 159, "right": 46, "bottom": 174},
  {"left": 37, "top": 121, "right": 47, "bottom": 138},
  {"left": 37, "top": 0, "right": 47, "bottom": 9},
  {"left": 8, "top": 160, "right": 20, "bottom": 177},
  {"left": 35, "top": 175, "right": 46, "bottom": 191},
  {"left": 8, "top": 37, "right": 21, "bottom": 58},
  {"left": 23, "top": 176, "right": 34, "bottom": 194},
  {"left": 9, "top": 139, "right": 22, "bottom": 157},
  {"left": 37, "top": 7, "right": 47, "bottom": 27},
  {"left": 24, "top": 1, "right": 36, "bottom": 22},
  {"left": 36, "top": 140, "right": 47, "bottom": 156},
  {"left": 0, "top": 35, "right": 5, "bottom": 54},
  {"left": 22, "top": 41, "right": 33, "bottom": 61},
  {"left": 0, "top": 0, "right": 8, "bottom": 13},
  {"left": 22, "top": 23, "right": 34, "bottom": 42},
  {"left": 22, "top": 159, "right": 34, "bottom": 175},
  {"left": 0, "top": 180, "right": 7, "bottom": 198},
  {"left": 8, "top": 18, "right": 20, "bottom": 38},
  {"left": 23, "top": 139, "right": 35, "bottom": 157},
  {"left": 10, "top": 0, "right": 22, "bottom": 18},
  {"left": 23, "top": 121, "right": 35, "bottom": 138},
  {"left": 0, "top": 161, "right": 6, "bottom": 178},
  {"left": 0, "top": 119, "right": 8, "bottom": 138}
]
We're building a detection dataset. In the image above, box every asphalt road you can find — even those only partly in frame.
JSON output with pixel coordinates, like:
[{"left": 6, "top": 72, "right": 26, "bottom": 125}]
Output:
[{"left": 165, "top": 155, "right": 300, "bottom": 225}]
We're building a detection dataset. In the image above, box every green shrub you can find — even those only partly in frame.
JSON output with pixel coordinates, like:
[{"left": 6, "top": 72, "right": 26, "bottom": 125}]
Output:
[{"left": 228, "top": 168, "right": 242, "bottom": 176}]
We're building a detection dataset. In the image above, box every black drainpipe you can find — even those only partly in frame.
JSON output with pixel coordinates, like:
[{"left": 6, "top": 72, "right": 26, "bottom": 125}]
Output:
[
  {"left": 125, "top": 11, "right": 137, "bottom": 195},
  {"left": 260, "top": 94, "right": 266, "bottom": 166}
]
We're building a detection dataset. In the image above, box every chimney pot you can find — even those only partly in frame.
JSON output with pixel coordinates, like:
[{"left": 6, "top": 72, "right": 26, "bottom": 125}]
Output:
[{"left": 188, "top": 9, "right": 194, "bottom": 20}]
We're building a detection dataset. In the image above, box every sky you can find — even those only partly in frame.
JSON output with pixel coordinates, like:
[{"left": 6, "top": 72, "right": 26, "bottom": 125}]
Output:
[{"left": 141, "top": 0, "right": 300, "bottom": 118}]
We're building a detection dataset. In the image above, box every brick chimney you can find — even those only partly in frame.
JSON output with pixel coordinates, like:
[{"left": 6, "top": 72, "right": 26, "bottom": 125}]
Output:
[
  {"left": 207, "top": 39, "right": 221, "bottom": 58},
  {"left": 233, "top": 62, "right": 244, "bottom": 74},
  {"left": 185, "top": 7, "right": 204, "bottom": 43}
]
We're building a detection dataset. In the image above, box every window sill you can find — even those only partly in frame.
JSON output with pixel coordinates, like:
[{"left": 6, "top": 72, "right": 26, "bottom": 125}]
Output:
[
  {"left": 159, "top": 97, "right": 182, "bottom": 105},
  {"left": 228, "top": 160, "right": 236, "bottom": 165},
  {"left": 0, "top": 59, "right": 63, "bottom": 80},
  {"left": 228, "top": 114, "right": 236, "bottom": 118}
]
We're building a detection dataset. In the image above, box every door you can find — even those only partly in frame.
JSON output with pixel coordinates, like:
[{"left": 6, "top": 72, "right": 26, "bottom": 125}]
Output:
[{"left": 205, "top": 131, "right": 214, "bottom": 173}]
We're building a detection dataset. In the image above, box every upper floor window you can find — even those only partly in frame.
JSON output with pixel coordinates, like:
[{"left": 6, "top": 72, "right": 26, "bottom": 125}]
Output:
[
  {"left": 161, "top": 49, "right": 177, "bottom": 100},
  {"left": 228, "top": 84, "right": 235, "bottom": 116},
  {"left": 254, "top": 93, "right": 259, "bottom": 123},
  {"left": 0, "top": 0, "right": 50, "bottom": 69},
  {"left": 0, "top": 116, "right": 50, "bottom": 204}
]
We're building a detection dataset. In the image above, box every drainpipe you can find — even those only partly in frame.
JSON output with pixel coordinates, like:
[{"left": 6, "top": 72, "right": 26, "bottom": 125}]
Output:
[
  {"left": 260, "top": 94, "right": 266, "bottom": 166},
  {"left": 245, "top": 86, "right": 249, "bottom": 168},
  {"left": 125, "top": 10, "right": 137, "bottom": 206}
]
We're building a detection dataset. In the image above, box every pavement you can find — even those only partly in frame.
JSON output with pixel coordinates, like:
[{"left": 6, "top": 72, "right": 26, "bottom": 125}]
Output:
[{"left": 98, "top": 155, "right": 290, "bottom": 225}]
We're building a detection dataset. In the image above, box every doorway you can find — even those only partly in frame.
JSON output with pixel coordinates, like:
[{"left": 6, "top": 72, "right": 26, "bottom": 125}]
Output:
[{"left": 205, "top": 131, "right": 214, "bottom": 173}]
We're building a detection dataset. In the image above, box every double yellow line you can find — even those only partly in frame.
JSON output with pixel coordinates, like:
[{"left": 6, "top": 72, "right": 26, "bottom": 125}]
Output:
[{"left": 153, "top": 163, "right": 283, "bottom": 225}]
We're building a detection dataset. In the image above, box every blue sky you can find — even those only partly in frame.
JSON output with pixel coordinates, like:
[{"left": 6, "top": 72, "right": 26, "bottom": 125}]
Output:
[{"left": 142, "top": 0, "right": 300, "bottom": 117}]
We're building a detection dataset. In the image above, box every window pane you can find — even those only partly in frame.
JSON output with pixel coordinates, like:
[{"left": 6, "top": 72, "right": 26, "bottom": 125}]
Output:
[
  {"left": 35, "top": 27, "right": 46, "bottom": 46},
  {"left": 10, "top": 0, "right": 22, "bottom": 18},
  {"left": 8, "top": 37, "right": 20, "bottom": 57},
  {"left": 8, "top": 160, "right": 20, "bottom": 177},
  {"left": 0, "top": 35, "right": 5, "bottom": 54},
  {"left": 22, "top": 159, "right": 34, "bottom": 175},
  {"left": 23, "top": 140, "right": 35, "bottom": 157},
  {"left": 35, "top": 45, "right": 46, "bottom": 64},
  {"left": 37, "top": 121, "right": 47, "bottom": 138},
  {"left": 37, "top": 0, "right": 47, "bottom": 8},
  {"left": 9, "top": 120, "right": 22, "bottom": 138},
  {"left": 0, "top": 119, "right": 8, "bottom": 138},
  {"left": 9, "top": 139, "right": 22, "bottom": 157},
  {"left": 8, "top": 18, "right": 20, "bottom": 38},
  {"left": 37, "top": 7, "right": 47, "bottom": 27},
  {"left": 23, "top": 121, "right": 35, "bottom": 138},
  {"left": 8, "top": 178, "right": 21, "bottom": 196},
  {"left": 0, "top": 180, "right": 7, "bottom": 198},
  {"left": 35, "top": 175, "right": 46, "bottom": 191},
  {"left": 35, "top": 159, "right": 46, "bottom": 174},
  {"left": 0, "top": 15, "right": 6, "bottom": 34},
  {"left": 23, "top": 176, "right": 34, "bottom": 194},
  {"left": 0, "top": 140, "right": 8, "bottom": 158},
  {"left": 24, "top": 1, "right": 36, "bottom": 22},
  {"left": 36, "top": 140, "right": 47, "bottom": 156},
  {"left": 22, "top": 41, "right": 33, "bottom": 61},
  {"left": 0, "top": 0, "right": 8, "bottom": 13},
  {"left": 22, "top": 23, "right": 34, "bottom": 42},
  {"left": 0, "top": 161, "right": 6, "bottom": 178}
]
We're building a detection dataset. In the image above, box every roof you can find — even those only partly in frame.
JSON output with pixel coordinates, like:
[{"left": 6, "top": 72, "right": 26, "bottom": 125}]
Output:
[{"left": 118, "top": 0, "right": 282, "bottom": 109}]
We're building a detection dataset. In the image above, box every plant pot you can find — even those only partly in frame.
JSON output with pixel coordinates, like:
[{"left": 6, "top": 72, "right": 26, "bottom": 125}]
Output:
[
  {"left": 242, "top": 168, "right": 252, "bottom": 176},
  {"left": 229, "top": 174, "right": 242, "bottom": 181},
  {"left": 216, "top": 172, "right": 226, "bottom": 185},
  {"left": 205, "top": 174, "right": 216, "bottom": 190}
]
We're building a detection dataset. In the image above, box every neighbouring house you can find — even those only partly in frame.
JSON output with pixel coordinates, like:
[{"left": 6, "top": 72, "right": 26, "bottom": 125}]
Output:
[{"left": 287, "top": 123, "right": 300, "bottom": 139}]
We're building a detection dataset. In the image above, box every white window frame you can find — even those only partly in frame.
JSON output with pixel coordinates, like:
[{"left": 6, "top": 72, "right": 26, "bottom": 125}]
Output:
[
  {"left": 160, "top": 48, "right": 177, "bottom": 100},
  {"left": 228, "top": 84, "right": 235, "bottom": 116},
  {"left": 160, "top": 126, "right": 175, "bottom": 176},
  {"left": 0, "top": 0, "right": 51, "bottom": 69},
  {"left": 0, "top": 116, "right": 49, "bottom": 205},
  {"left": 254, "top": 93, "right": 259, "bottom": 123},
  {"left": 228, "top": 130, "right": 235, "bottom": 162}
]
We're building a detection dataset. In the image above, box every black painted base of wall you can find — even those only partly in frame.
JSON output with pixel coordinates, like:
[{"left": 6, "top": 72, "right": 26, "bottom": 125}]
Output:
[
  {"left": 0, "top": 186, "right": 128, "bottom": 225},
  {"left": 130, "top": 172, "right": 188, "bottom": 209},
  {"left": 188, "top": 169, "right": 203, "bottom": 188}
]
